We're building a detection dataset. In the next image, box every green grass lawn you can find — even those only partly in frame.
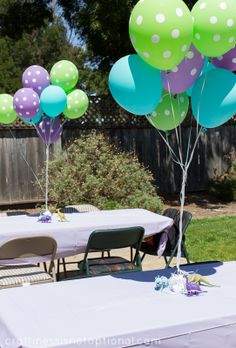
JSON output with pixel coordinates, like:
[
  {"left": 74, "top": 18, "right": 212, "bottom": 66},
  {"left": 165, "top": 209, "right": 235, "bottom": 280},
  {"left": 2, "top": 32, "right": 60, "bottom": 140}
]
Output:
[{"left": 186, "top": 216, "right": 236, "bottom": 262}]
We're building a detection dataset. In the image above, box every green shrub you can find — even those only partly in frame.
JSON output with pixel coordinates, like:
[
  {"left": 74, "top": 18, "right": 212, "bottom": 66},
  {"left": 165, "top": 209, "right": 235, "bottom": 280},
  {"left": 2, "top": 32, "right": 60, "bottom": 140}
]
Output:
[
  {"left": 209, "top": 160, "right": 236, "bottom": 201},
  {"left": 47, "top": 131, "right": 163, "bottom": 212}
]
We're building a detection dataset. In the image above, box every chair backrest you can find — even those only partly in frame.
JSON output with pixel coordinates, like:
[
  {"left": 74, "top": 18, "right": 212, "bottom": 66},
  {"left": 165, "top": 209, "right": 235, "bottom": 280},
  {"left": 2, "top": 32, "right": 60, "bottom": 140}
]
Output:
[
  {"left": 86, "top": 227, "right": 144, "bottom": 252},
  {"left": 162, "top": 208, "right": 179, "bottom": 220},
  {"left": 165, "top": 210, "right": 192, "bottom": 251},
  {"left": 0, "top": 236, "right": 57, "bottom": 261},
  {"left": 62, "top": 205, "right": 99, "bottom": 213},
  {"left": 174, "top": 210, "right": 192, "bottom": 235}
]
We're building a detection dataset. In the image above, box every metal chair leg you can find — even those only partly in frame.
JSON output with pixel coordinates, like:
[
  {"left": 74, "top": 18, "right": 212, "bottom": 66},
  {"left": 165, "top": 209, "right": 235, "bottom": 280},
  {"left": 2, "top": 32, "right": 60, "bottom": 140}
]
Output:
[
  {"left": 57, "top": 259, "right": 60, "bottom": 280},
  {"left": 130, "top": 247, "right": 133, "bottom": 261},
  {"left": 102, "top": 250, "right": 111, "bottom": 258},
  {"left": 43, "top": 262, "right": 47, "bottom": 272},
  {"left": 164, "top": 242, "right": 190, "bottom": 268},
  {"left": 62, "top": 258, "right": 67, "bottom": 278},
  {"left": 182, "top": 243, "right": 191, "bottom": 264},
  {"left": 165, "top": 245, "right": 178, "bottom": 268},
  {"left": 141, "top": 252, "right": 146, "bottom": 262}
]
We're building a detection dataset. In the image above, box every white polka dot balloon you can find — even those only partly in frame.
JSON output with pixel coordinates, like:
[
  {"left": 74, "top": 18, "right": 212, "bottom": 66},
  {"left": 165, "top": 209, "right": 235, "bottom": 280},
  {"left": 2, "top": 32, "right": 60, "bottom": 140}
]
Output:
[
  {"left": 22, "top": 65, "right": 50, "bottom": 95},
  {"left": 192, "top": 0, "right": 236, "bottom": 57},
  {"left": 64, "top": 89, "right": 89, "bottom": 119},
  {"left": 50, "top": 60, "right": 79, "bottom": 93},
  {"left": 162, "top": 45, "right": 205, "bottom": 94},
  {"left": 13, "top": 88, "right": 40, "bottom": 119},
  {"left": 146, "top": 90, "right": 189, "bottom": 131},
  {"left": 0, "top": 94, "right": 17, "bottom": 124},
  {"left": 37, "top": 116, "right": 62, "bottom": 145},
  {"left": 212, "top": 45, "right": 236, "bottom": 71},
  {"left": 129, "top": 0, "right": 193, "bottom": 70}
]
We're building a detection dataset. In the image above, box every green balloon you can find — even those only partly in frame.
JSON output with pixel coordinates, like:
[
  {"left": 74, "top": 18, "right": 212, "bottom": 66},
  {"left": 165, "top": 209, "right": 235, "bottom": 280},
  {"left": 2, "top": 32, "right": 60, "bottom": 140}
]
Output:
[
  {"left": 146, "top": 91, "right": 189, "bottom": 131},
  {"left": 50, "top": 60, "right": 79, "bottom": 93},
  {"left": 64, "top": 89, "right": 89, "bottom": 119},
  {"left": 192, "top": 0, "right": 236, "bottom": 57},
  {"left": 0, "top": 94, "right": 17, "bottom": 125},
  {"left": 129, "top": 0, "right": 193, "bottom": 71}
]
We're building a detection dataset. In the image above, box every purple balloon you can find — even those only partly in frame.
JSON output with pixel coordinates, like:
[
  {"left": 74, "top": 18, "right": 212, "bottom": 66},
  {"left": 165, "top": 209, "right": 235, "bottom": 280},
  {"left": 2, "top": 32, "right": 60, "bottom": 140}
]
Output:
[
  {"left": 37, "top": 116, "right": 62, "bottom": 145},
  {"left": 212, "top": 46, "right": 236, "bottom": 71},
  {"left": 13, "top": 88, "right": 40, "bottom": 119},
  {"left": 162, "top": 45, "right": 205, "bottom": 94},
  {"left": 22, "top": 65, "right": 50, "bottom": 95}
]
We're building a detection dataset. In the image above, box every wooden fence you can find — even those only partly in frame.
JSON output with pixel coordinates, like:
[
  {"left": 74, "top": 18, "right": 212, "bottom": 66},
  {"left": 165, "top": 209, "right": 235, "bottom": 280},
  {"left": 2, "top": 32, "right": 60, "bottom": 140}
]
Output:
[
  {"left": 0, "top": 96, "right": 235, "bottom": 205},
  {"left": 0, "top": 125, "right": 235, "bottom": 206}
]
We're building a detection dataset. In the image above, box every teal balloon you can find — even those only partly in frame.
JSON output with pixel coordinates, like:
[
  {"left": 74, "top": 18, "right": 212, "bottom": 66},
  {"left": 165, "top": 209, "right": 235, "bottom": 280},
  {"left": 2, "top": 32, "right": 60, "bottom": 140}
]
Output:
[
  {"left": 109, "top": 54, "right": 162, "bottom": 115},
  {"left": 40, "top": 85, "right": 67, "bottom": 118},
  {"left": 187, "top": 60, "right": 215, "bottom": 97},
  {"left": 191, "top": 68, "right": 236, "bottom": 128},
  {"left": 21, "top": 109, "right": 42, "bottom": 124}
]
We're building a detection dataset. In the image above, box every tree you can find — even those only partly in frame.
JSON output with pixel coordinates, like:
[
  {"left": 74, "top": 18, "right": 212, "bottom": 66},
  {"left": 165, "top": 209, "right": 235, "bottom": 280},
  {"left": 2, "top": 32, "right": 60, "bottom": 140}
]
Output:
[
  {"left": 0, "top": 0, "right": 102, "bottom": 95},
  {"left": 0, "top": 21, "right": 89, "bottom": 94},
  {"left": 59, "top": 0, "right": 198, "bottom": 71},
  {"left": 58, "top": 0, "right": 135, "bottom": 71},
  {"left": 58, "top": 0, "right": 198, "bottom": 94},
  {"left": 0, "top": 0, "right": 53, "bottom": 39}
]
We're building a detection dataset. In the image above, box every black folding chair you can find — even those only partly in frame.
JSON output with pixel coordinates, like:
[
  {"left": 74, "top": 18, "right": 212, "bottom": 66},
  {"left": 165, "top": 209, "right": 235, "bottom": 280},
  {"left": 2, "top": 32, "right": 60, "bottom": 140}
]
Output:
[
  {"left": 78, "top": 226, "right": 144, "bottom": 277},
  {"left": 140, "top": 208, "right": 192, "bottom": 268}
]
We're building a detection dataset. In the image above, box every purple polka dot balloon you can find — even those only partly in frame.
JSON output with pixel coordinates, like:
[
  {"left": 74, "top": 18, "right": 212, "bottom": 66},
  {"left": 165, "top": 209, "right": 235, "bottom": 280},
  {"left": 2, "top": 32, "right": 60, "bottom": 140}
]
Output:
[
  {"left": 212, "top": 46, "right": 236, "bottom": 72},
  {"left": 22, "top": 65, "right": 50, "bottom": 95},
  {"left": 13, "top": 88, "right": 40, "bottom": 119},
  {"left": 162, "top": 45, "right": 205, "bottom": 94},
  {"left": 37, "top": 116, "right": 62, "bottom": 145}
]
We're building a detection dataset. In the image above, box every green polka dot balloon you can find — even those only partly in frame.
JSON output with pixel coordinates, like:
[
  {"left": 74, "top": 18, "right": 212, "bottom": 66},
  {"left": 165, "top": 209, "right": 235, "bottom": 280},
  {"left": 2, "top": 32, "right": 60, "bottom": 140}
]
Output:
[
  {"left": 129, "top": 0, "right": 193, "bottom": 71},
  {"left": 50, "top": 60, "right": 79, "bottom": 93},
  {"left": 0, "top": 94, "right": 17, "bottom": 125},
  {"left": 192, "top": 0, "right": 236, "bottom": 57},
  {"left": 146, "top": 91, "right": 189, "bottom": 131},
  {"left": 64, "top": 89, "right": 89, "bottom": 119}
]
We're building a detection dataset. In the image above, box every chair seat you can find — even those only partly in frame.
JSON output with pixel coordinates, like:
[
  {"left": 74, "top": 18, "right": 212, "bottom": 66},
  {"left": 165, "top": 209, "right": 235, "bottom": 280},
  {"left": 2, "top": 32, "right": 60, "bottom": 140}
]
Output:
[
  {"left": 79, "top": 257, "right": 139, "bottom": 276},
  {"left": 0, "top": 265, "right": 54, "bottom": 289}
]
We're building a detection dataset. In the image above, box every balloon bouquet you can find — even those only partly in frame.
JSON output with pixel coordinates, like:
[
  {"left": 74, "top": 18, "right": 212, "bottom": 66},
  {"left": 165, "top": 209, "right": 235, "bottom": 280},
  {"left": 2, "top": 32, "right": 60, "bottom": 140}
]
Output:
[
  {"left": 0, "top": 60, "right": 89, "bottom": 220},
  {"left": 109, "top": 0, "right": 236, "bottom": 294}
]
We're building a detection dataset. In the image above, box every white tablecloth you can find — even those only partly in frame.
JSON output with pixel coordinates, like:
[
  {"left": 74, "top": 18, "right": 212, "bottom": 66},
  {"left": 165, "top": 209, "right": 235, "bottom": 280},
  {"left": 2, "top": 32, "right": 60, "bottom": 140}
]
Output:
[
  {"left": 0, "top": 261, "right": 236, "bottom": 348},
  {"left": 0, "top": 209, "right": 173, "bottom": 258}
]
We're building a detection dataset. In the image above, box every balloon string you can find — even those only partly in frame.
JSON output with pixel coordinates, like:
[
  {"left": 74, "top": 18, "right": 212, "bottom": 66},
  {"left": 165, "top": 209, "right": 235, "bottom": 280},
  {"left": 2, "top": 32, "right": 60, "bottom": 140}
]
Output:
[
  {"left": 157, "top": 129, "right": 183, "bottom": 167},
  {"left": 164, "top": 57, "right": 206, "bottom": 271},
  {"left": 185, "top": 125, "right": 193, "bottom": 167},
  {"left": 45, "top": 144, "right": 49, "bottom": 211},
  {"left": 186, "top": 127, "right": 203, "bottom": 172},
  {"left": 176, "top": 167, "right": 187, "bottom": 273},
  {"left": 49, "top": 116, "right": 55, "bottom": 145},
  {"left": 9, "top": 128, "right": 44, "bottom": 194},
  {"left": 53, "top": 116, "right": 65, "bottom": 139},
  {"left": 175, "top": 126, "right": 202, "bottom": 271},
  {"left": 34, "top": 117, "right": 50, "bottom": 210},
  {"left": 195, "top": 59, "right": 209, "bottom": 139},
  {"left": 175, "top": 60, "right": 208, "bottom": 270},
  {"left": 166, "top": 73, "right": 183, "bottom": 166},
  {"left": 184, "top": 59, "right": 208, "bottom": 166}
]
